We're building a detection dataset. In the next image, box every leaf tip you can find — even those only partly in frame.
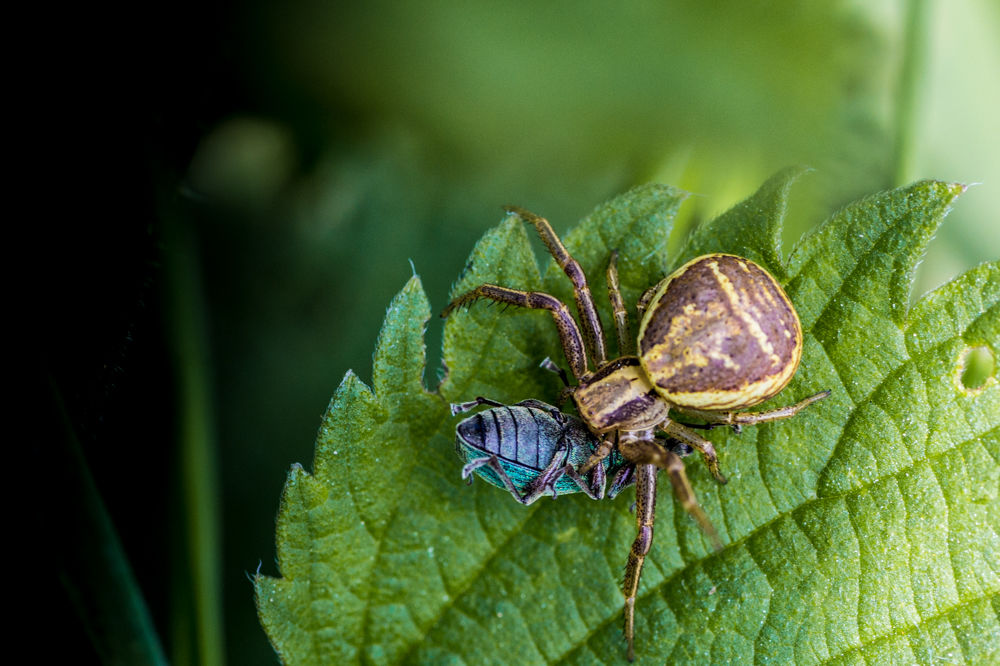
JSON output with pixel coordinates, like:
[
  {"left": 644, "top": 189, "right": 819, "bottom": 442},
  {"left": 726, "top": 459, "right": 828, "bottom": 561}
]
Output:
[
  {"left": 398, "top": 272, "right": 428, "bottom": 302},
  {"left": 286, "top": 461, "right": 310, "bottom": 484}
]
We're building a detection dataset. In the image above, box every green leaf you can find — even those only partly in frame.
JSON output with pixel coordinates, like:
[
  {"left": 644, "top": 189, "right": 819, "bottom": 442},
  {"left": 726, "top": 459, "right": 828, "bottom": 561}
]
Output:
[{"left": 256, "top": 177, "right": 999, "bottom": 664}]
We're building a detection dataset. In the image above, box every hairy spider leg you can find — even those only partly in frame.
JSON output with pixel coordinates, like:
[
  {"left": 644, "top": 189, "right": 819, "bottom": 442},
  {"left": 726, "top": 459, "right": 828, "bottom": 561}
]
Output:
[
  {"left": 618, "top": 437, "right": 723, "bottom": 661},
  {"left": 636, "top": 281, "right": 660, "bottom": 320},
  {"left": 443, "top": 286, "right": 589, "bottom": 380},
  {"left": 606, "top": 250, "right": 630, "bottom": 357},
  {"left": 661, "top": 447, "right": 722, "bottom": 550},
  {"left": 622, "top": 462, "right": 656, "bottom": 662},
  {"left": 504, "top": 205, "right": 608, "bottom": 367},
  {"left": 659, "top": 420, "right": 728, "bottom": 484},
  {"left": 674, "top": 390, "right": 832, "bottom": 430},
  {"left": 617, "top": 432, "right": 724, "bottom": 545}
]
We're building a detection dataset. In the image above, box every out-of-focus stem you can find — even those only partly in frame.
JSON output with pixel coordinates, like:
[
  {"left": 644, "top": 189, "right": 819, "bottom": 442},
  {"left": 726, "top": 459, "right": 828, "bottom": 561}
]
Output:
[
  {"left": 894, "top": 0, "right": 930, "bottom": 186},
  {"left": 163, "top": 208, "right": 225, "bottom": 666}
]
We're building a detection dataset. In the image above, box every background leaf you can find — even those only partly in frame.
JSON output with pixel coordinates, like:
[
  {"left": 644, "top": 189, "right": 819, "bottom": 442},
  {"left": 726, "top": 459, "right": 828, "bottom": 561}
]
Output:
[{"left": 256, "top": 177, "right": 999, "bottom": 663}]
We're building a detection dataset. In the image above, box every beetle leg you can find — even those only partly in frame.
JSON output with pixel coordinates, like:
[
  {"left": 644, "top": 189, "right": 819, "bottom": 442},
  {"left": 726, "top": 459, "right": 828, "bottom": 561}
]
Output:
[
  {"left": 559, "top": 461, "right": 607, "bottom": 500},
  {"left": 539, "top": 356, "right": 571, "bottom": 386},
  {"left": 607, "top": 465, "right": 636, "bottom": 499},
  {"left": 658, "top": 420, "right": 728, "bottom": 484},
  {"left": 537, "top": 359, "right": 575, "bottom": 407},
  {"left": 622, "top": 463, "right": 657, "bottom": 662},
  {"left": 606, "top": 250, "right": 631, "bottom": 356},
  {"left": 450, "top": 396, "right": 507, "bottom": 415},
  {"left": 462, "top": 449, "right": 570, "bottom": 505},
  {"left": 443, "top": 285, "right": 589, "bottom": 380},
  {"left": 511, "top": 398, "right": 566, "bottom": 419},
  {"left": 504, "top": 205, "right": 607, "bottom": 366}
]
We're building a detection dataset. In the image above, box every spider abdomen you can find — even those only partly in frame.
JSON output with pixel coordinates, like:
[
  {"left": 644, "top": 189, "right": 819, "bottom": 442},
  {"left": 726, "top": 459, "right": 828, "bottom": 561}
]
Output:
[{"left": 638, "top": 253, "right": 803, "bottom": 411}]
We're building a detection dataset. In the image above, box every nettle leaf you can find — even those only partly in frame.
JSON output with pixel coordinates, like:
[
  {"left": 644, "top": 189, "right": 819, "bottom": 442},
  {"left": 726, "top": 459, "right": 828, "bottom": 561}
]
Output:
[{"left": 256, "top": 178, "right": 999, "bottom": 664}]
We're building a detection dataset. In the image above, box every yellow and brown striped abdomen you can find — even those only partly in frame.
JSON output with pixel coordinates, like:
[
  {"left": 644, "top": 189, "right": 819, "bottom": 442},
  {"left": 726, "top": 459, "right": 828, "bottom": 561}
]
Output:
[{"left": 637, "top": 254, "right": 802, "bottom": 410}]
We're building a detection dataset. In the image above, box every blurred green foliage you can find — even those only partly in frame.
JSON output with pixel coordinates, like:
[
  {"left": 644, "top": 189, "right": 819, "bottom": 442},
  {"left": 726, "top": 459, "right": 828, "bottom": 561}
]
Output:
[{"left": 53, "top": 1, "right": 999, "bottom": 664}]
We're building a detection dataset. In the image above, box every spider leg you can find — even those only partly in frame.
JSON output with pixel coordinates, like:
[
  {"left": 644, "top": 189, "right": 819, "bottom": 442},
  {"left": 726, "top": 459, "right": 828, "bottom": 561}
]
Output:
[
  {"left": 622, "top": 463, "right": 656, "bottom": 662},
  {"left": 636, "top": 281, "right": 660, "bottom": 320},
  {"left": 618, "top": 439, "right": 722, "bottom": 663},
  {"left": 578, "top": 432, "right": 616, "bottom": 474},
  {"left": 606, "top": 250, "right": 632, "bottom": 356},
  {"left": 659, "top": 420, "right": 728, "bottom": 484},
  {"left": 504, "top": 206, "right": 608, "bottom": 366},
  {"left": 461, "top": 447, "right": 569, "bottom": 505},
  {"left": 617, "top": 432, "right": 722, "bottom": 546},
  {"left": 443, "top": 285, "right": 589, "bottom": 380},
  {"left": 661, "top": 446, "right": 722, "bottom": 550},
  {"left": 670, "top": 419, "right": 733, "bottom": 431},
  {"left": 673, "top": 390, "right": 830, "bottom": 427}
]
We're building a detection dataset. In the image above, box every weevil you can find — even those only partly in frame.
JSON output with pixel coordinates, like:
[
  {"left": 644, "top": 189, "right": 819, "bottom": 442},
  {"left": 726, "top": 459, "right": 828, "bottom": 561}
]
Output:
[
  {"left": 452, "top": 397, "right": 635, "bottom": 502},
  {"left": 443, "top": 205, "right": 829, "bottom": 660}
]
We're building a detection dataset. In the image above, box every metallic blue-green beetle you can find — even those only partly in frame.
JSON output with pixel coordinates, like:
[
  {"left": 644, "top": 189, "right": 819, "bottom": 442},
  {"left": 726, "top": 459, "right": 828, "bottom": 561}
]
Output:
[{"left": 452, "top": 397, "right": 635, "bottom": 504}]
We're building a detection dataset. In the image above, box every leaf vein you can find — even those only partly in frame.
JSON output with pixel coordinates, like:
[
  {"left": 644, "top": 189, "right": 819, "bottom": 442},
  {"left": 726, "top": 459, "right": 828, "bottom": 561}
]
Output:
[
  {"left": 552, "top": 427, "right": 994, "bottom": 663},
  {"left": 816, "top": 594, "right": 995, "bottom": 665}
]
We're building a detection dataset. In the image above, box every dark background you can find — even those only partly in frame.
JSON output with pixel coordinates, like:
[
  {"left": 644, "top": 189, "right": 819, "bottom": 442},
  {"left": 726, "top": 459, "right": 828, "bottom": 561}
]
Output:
[{"left": 44, "top": 2, "right": 998, "bottom": 664}]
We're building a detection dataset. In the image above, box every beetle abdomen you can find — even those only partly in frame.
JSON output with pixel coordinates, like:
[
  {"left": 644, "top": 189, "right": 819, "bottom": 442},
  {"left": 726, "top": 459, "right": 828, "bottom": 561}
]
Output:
[
  {"left": 456, "top": 405, "right": 557, "bottom": 468},
  {"left": 454, "top": 404, "right": 602, "bottom": 496},
  {"left": 638, "top": 254, "right": 802, "bottom": 410}
]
